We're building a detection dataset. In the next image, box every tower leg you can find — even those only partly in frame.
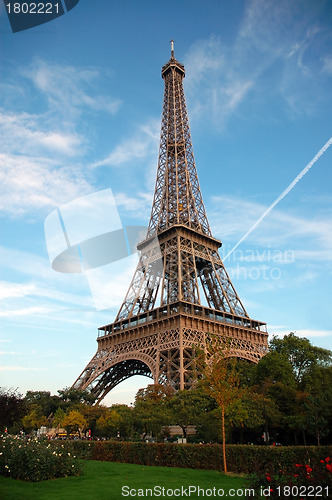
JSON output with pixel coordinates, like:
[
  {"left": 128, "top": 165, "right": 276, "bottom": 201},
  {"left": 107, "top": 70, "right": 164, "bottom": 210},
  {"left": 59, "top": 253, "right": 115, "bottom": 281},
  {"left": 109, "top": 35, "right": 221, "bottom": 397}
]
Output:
[{"left": 179, "top": 329, "right": 184, "bottom": 390}]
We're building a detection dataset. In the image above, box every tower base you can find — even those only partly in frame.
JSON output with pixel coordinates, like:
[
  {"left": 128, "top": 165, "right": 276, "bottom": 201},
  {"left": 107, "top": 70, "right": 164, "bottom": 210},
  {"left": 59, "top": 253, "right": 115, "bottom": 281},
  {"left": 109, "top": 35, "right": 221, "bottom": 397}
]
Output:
[{"left": 73, "top": 301, "right": 268, "bottom": 403}]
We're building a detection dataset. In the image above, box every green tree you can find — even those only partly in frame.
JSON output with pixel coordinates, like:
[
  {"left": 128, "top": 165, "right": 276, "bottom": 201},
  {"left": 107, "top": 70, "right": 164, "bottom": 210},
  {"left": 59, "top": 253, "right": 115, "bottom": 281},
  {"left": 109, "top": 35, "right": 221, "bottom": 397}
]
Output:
[
  {"left": 96, "top": 405, "right": 134, "bottom": 440},
  {"left": 96, "top": 408, "right": 122, "bottom": 438},
  {"left": 78, "top": 404, "right": 106, "bottom": 437},
  {"left": 253, "top": 335, "right": 332, "bottom": 445},
  {"left": 62, "top": 410, "right": 87, "bottom": 437},
  {"left": 284, "top": 395, "right": 308, "bottom": 446},
  {"left": 52, "top": 407, "right": 66, "bottom": 430},
  {"left": 133, "top": 384, "right": 171, "bottom": 441},
  {"left": 24, "top": 391, "right": 59, "bottom": 417},
  {"left": 199, "top": 342, "right": 245, "bottom": 473},
  {"left": 269, "top": 333, "right": 332, "bottom": 384},
  {"left": 253, "top": 352, "right": 304, "bottom": 445},
  {"left": 22, "top": 409, "right": 48, "bottom": 432},
  {"left": 57, "top": 387, "right": 95, "bottom": 408},
  {"left": 226, "top": 391, "right": 281, "bottom": 444},
  {"left": 301, "top": 365, "right": 332, "bottom": 445},
  {"left": 167, "top": 387, "right": 212, "bottom": 439},
  {"left": 111, "top": 404, "right": 134, "bottom": 440},
  {"left": 0, "top": 388, "right": 26, "bottom": 433},
  {"left": 254, "top": 351, "right": 296, "bottom": 387},
  {"left": 194, "top": 407, "right": 220, "bottom": 443},
  {"left": 262, "top": 381, "right": 301, "bottom": 444}
]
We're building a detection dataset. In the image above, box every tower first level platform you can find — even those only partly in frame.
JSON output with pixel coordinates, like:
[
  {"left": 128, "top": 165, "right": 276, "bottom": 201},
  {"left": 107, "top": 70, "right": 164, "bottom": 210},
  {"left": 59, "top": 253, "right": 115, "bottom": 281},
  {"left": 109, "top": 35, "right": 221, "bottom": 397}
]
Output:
[{"left": 74, "top": 301, "right": 267, "bottom": 403}]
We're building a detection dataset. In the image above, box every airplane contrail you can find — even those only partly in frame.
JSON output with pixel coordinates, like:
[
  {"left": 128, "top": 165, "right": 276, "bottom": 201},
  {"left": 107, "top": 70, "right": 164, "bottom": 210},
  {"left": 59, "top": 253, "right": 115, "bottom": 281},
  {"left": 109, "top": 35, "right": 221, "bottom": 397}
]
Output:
[{"left": 224, "top": 136, "right": 332, "bottom": 261}]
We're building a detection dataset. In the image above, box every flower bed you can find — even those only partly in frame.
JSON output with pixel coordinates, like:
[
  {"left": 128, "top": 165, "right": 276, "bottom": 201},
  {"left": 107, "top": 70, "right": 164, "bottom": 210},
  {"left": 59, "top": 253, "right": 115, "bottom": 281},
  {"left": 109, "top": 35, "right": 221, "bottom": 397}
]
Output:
[{"left": 249, "top": 456, "right": 332, "bottom": 499}]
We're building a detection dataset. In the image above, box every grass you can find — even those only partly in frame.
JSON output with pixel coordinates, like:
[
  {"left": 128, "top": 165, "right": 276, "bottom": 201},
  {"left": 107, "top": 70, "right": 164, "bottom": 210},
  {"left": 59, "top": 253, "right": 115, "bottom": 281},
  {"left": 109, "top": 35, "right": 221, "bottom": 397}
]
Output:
[{"left": 0, "top": 460, "right": 253, "bottom": 499}]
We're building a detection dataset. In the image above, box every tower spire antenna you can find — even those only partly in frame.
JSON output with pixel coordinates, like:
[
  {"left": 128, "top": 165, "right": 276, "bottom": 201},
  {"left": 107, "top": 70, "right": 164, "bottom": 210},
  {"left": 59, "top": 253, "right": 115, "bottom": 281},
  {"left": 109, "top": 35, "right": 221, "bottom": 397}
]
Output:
[{"left": 170, "top": 39, "right": 175, "bottom": 58}]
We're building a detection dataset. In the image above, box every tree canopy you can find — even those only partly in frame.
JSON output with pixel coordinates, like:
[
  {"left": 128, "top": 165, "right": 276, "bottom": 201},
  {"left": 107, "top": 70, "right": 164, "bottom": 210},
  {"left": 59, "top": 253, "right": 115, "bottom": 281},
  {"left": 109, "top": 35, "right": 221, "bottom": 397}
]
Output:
[{"left": 269, "top": 332, "right": 332, "bottom": 384}]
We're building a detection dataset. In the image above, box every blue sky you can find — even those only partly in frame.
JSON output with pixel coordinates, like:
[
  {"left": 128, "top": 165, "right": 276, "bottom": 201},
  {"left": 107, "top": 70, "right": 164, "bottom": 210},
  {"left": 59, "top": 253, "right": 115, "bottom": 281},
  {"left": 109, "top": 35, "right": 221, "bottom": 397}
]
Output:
[{"left": 0, "top": 0, "right": 332, "bottom": 406}]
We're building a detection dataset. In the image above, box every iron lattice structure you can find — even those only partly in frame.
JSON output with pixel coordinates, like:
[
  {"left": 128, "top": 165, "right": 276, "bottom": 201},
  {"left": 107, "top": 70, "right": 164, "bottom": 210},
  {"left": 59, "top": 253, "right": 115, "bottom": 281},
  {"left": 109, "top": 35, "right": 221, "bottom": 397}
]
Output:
[{"left": 73, "top": 47, "right": 268, "bottom": 403}]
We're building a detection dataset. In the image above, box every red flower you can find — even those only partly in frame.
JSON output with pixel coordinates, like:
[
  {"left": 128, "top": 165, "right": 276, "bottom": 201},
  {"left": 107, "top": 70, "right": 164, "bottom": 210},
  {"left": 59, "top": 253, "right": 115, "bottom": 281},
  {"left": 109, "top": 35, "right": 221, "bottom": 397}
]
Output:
[
  {"left": 295, "top": 464, "right": 302, "bottom": 467},
  {"left": 305, "top": 466, "right": 312, "bottom": 473},
  {"left": 326, "top": 463, "right": 332, "bottom": 473},
  {"left": 321, "top": 460, "right": 325, "bottom": 463},
  {"left": 266, "top": 475, "right": 271, "bottom": 482},
  {"left": 294, "top": 474, "right": 298, "bottom": 477},
  {"left": 325, "top": 457, "right": 330, "bottom": 463}
]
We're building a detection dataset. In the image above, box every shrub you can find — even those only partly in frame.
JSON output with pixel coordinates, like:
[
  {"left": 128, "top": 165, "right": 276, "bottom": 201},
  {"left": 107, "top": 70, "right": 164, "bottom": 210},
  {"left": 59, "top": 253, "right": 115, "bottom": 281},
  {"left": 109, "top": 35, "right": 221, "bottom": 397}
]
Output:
[{"left": 0, "top": 434, "right": 83, "bottom": 481}]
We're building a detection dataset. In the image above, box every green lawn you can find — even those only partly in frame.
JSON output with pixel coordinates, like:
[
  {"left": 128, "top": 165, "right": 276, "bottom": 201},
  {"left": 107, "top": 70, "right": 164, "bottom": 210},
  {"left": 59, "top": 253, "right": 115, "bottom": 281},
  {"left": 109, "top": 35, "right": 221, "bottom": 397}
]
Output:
[{"left": 0, "top": 460, "right": 253, "bottom": 499}]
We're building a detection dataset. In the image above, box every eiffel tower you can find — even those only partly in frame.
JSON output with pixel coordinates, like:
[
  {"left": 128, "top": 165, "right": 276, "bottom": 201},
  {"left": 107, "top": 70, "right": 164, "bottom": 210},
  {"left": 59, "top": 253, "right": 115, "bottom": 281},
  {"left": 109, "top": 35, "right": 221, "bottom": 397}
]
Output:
[{"left": 73, "top": 43, "right": 268, "bottom": 403}]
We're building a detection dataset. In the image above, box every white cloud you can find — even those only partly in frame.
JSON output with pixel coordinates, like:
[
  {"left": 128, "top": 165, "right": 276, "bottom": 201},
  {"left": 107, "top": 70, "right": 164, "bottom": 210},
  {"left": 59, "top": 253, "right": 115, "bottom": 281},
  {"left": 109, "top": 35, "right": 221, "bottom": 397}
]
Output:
[
  {"left": 0, "top": 248, "right": 94, "bottom": 319},
  {"left": 239, "top": 0, "right": 298, "bottom": 55},
  {"left": 0, "top": 153, "right": 93, "bottom": 216},
  {"left": 184, "top": 35, "right": 225, "bottom": 88},
  {"left": 0, "top": 246, "right": 54, "bottom": 279},
  {"left": 0, "top": 366, "right": 47, "bottom": 372},
  {"left": 270, "top": 328, "right": 332, "bottom": 339},
  {"left": 92, "top": 119, "right": 159, "bottom": 168},
  {"left": 0, "top": 350, "right": 35, "bottom": 355},
  {"left": 209, "top": 194, "right": 332, "bottom": 255},
  {"left": 322, "top": 56, "right": 332, "bottom": 75},
  {"left": 0, "top": 306, "right": 51, "bottom": 318},
  {"left": 85, "top": 255, "right": 138, "bottom": 310},
  {"left": 222, "top": 80, "right": 254, "bottom": 113},
  {"left": 24, "top": 60, "right": 122, "bottom": 120},
  {"left": 294, "top": 329, "right": 332, "bottom": 339},
  {"left": 0, "top": 58, "right": 126, "bottom": 219},
  {"left": 294, "top": 250, "right": 332, "bottom": 262},
  {"left": 0, "top": 109, "right": 82, "bottom": 157},
  {"left": 0, "top": 59, "right": 121, "bottom": 161},
  {"left": 184, "top": 0, "right": 332, "bottom": 126},
  {"left": 0, "top": 282, "right": 37, "bottom": 300},
  {"left": 184, "top": 37, "right": 254, "bottom": 126},
  {"left": 114, "top": 192, "right": 152, "bottom": 219},
  {"left": 0, "top": 277, "right": 92, "bottom": 308}
]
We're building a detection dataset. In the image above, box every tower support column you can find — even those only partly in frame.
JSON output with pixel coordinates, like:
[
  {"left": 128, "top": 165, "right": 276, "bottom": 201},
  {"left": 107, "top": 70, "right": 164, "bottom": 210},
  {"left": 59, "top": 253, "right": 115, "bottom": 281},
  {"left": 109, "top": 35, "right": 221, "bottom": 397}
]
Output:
[{"left": 179, "top": 327, "right": 184, "bottom": 390}]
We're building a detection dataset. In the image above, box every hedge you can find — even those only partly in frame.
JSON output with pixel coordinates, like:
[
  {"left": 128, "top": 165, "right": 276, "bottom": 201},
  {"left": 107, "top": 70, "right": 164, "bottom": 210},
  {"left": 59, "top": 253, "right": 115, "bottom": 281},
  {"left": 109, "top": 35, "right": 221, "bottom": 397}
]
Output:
[{"left": 50, "top": 441, "right": 332, "bottom": 474}]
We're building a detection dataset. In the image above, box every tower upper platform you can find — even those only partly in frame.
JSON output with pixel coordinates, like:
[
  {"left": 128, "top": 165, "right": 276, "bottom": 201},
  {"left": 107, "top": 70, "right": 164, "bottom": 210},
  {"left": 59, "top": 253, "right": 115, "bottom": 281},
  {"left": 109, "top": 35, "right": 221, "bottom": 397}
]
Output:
[{"left": 161, "top": 47, "right": 185, "bottom": 78}]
